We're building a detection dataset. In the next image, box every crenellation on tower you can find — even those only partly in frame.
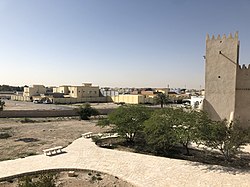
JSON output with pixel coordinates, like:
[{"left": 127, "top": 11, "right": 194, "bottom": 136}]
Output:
[
  {"left": 206, "top": 34, "right": 210, "bottom": 41},
  {"left": 238, "top": 64, "right": 250, "bottom": 70},
  {"left": 206, "top": 32, "right": 239, "bottom": 41}
]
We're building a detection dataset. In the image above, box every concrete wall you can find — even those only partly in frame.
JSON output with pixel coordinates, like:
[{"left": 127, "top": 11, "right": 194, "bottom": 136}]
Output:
[
  {"left": 204, "top": 33, "right": 239, "bottom": 121},
  {"left": 0, "top": 110, "right": 78, "bottom": 118},
  {"left": 0, "top": 108, "right": 115, "bottom": 118},
  {"left": 11, "top": 95, "right": 31, "bottom": 101},
  {"left": 111, "top": 95, "right": 145, "bottom": 104},
  {"left": 11, "top": 95, "right": 111, "bottom": 104},
  {"left": 53, "top": 97, "right": 110, "bottom": 104}
]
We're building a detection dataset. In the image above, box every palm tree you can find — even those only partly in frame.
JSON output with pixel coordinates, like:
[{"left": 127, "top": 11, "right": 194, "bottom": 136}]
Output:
[{"left": 155, "top": 92, "right": 168, "bottom": 108}]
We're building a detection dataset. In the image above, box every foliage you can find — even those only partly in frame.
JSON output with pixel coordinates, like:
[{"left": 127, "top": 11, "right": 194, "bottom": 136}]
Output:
[
  {"left": 154, "top": 92, "right": 168, "bottom": 108},
  {"left": 77, "top": 103, "right": 99, "bottom": 120},
  {"left": 20, "top": 118, "right": 35, "bottom": 123},
  {"left": 199, "top": 119, "right": 250, "bottom": 161},
  {"left": 97, "top": 117, "right": 110, "bottom": 127},
  {"left": 0, "top": 99, "right": 5, "bottom": 111},
  {"left": 144, "top": 108, "right": 208, "bottom": 155},
  {"left": 18, "top": 174, "right": 56, "bottom": 187},
  {"left": 0, "top": 85, "right": 24, "bottom": 92},
  {"left": 144, "top": 108, "right": 179, "bottom": 154},
  {"left": 173, "top": 110, "right": 207, "bottom": 155},
  {"left": 104, "top": 105, "right": 152, "bottom": 143},
  {"left": 0, "top": 132, "right": 11, "bottom": 139}
]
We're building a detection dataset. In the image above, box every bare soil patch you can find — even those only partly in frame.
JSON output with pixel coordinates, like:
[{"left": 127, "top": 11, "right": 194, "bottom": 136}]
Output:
[
  {"left": 0, "top": 118, "right": 109, "bottom": 161},
  {"left": 0, "top": 170, "right": 134, "bottom": 187}
]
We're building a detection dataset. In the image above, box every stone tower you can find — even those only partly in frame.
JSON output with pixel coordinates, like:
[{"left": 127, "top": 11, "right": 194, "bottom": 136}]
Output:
[{"left": 203, "top": 32, "right": 240, "bottom": 122}]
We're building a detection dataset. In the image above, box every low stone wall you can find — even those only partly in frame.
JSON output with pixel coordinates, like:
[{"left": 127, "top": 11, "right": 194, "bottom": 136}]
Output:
[{"left": 0, "top": 108, "right": 115, "bottom": 118}]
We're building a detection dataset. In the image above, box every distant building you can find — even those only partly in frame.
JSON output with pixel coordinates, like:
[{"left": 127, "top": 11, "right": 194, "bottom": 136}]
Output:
[
  {"left": 23, "top": 85, "right": 46, "bottom": 97},
  {"left": 12, "top": 83, "right": 110, "bottom": 104},
  {"left": 53, "top": 83, "right": 99, "bottom": 98},
  {"left": 190, "top": 96, "right": 204, "bottom": 110}
]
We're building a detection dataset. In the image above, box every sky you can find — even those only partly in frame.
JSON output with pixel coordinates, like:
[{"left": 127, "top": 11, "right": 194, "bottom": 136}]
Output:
[{"left": 1, "top": 0, "right": 250, "bottom": 89}]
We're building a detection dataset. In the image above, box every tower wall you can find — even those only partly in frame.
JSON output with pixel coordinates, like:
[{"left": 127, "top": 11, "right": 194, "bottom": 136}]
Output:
[
  {"left": 235, "top": 65, "right": 250, "bottom": 126},
  {"left": 204, "top": 33, "right": 239, "bottom": 121}
]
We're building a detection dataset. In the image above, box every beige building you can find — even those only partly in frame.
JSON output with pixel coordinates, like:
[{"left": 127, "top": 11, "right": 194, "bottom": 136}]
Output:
[
  {"left": 203, "top": 32, "right": 250, "bottom": 127},
  {"left": 23, "top": 85, "right": 46, "bottom": 97},
  {"left": 53, "top": 83, "right": 99, "bottom": 98},
  {"left": 11, "top": 85, "right": 46, "bottom": 101},
  {"left": 12, "top": 83, "right": 108, "bottom": 104}
]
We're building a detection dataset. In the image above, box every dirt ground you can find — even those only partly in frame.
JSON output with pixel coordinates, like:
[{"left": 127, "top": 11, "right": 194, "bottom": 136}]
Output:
[
  {"left": 0, "top": 170, "right": 134, "bottom": 187},
  {"left": 0, "top": 116, "right": 135, "bottom": 186},
  {"left": 3, "top": 100, "right": 118, "bottom": 111},
  {"left": 0, "top": 118, "right": 109, "bottom": 161}
]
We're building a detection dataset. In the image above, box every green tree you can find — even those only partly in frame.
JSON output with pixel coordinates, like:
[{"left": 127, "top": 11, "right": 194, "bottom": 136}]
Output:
[
  {"left": 173, "top": 110, "right": 207, "bottom": 155},
  {"left": 199, "top": 119, "right": 250, "bottom": 161},
  {"left": 144, "top": 108, "right": 208, "bottom": 156},
  {"left": 144, "top": 108, "right": 179, "bottom": 154},
  {"left": 101, "top": 105, "right": 152, "bottom": 143},
  {"left": 77, "top": 103, "right": 99, "bottom": 120},
  {"left": 0, "top": 100, "right": 5, "bottom": 111},
  {"left": 155, "top": 92, "right": 168, "bottom": 108}
]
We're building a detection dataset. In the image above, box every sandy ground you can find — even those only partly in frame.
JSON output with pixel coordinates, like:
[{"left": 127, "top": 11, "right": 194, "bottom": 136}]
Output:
[
  {"left": 3, "top": 100, "right": 118, "bottom": 111},
  {"left": 0, "top": 170, "right": 133, "bottom": 187},
  {"left": 0, "top": 118, "right": 109, "bottom": 161}
]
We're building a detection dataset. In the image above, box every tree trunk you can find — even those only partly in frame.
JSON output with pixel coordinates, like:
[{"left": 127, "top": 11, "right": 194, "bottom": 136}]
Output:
[{"left": 183, "top": 143, "right": 190, "bottom": 155}]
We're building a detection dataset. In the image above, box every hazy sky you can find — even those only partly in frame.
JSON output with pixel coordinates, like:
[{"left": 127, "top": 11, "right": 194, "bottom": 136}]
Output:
[{"left": 1, "top": 0, "right": 250, "bottom": 88}]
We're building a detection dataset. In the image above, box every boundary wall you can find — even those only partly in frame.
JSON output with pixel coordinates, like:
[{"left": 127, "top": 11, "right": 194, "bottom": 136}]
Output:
[{"left": 0, "top": 108, "right": 115, "bottom": 118}]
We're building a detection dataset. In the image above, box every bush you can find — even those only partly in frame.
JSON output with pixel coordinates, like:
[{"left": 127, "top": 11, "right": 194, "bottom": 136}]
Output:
[
  {"left": 199, "top": 119, "right": 250, "bottom": 161},
  {"left": 0, "top": 132, "right": 11, "bottom": 139},
  {"left": 20, "top": 118, "right": 35, "bottom": 123},
  {"left": 77, "top": 103, "right": 99, "bottom": 120},
  {"left": 18, "top": 174, "right": 56, "bottom": 187}
]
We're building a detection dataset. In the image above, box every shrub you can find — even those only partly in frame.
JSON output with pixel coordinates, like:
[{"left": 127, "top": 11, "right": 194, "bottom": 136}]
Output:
[
  {"left": 77, "top": 103, "right": 99, "bottom": 120},
  {"left": 0, "top": 132, "right": 11, "bottom": 139}
]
